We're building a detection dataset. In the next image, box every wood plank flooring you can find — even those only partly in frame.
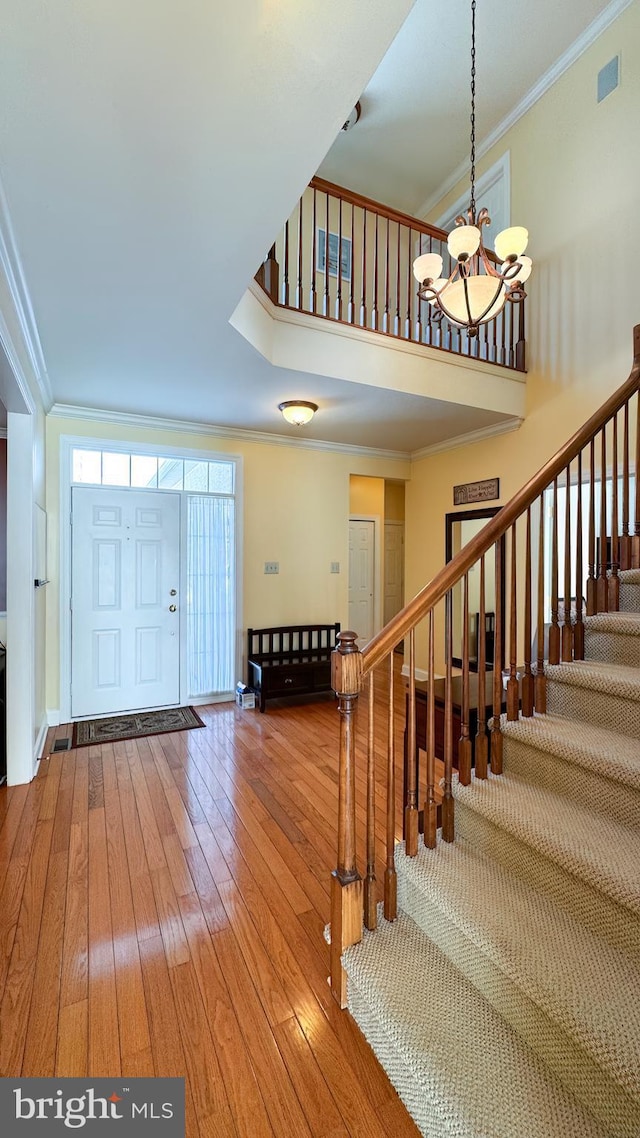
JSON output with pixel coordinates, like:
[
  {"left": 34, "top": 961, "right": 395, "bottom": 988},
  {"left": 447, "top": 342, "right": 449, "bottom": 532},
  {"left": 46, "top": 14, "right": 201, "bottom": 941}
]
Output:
[{"left": 0, "top": 659, "right": 425, "bottom": 1137}]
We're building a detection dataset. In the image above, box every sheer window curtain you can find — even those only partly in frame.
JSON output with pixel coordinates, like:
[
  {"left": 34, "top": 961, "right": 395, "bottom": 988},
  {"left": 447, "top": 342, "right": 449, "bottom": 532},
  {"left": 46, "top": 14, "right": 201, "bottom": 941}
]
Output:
[{"left": 187, "top": 495, "right": 235, "bottom": 697}]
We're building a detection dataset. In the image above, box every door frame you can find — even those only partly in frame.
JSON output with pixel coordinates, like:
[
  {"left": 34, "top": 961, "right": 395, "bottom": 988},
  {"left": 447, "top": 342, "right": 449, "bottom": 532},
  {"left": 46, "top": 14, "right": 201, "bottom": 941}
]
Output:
[
  {"left": 348, "top": 514, "right": 382, "bottom": 642},
  {"left": 59, "top": 435, "right": 243, "bottom": 723}
]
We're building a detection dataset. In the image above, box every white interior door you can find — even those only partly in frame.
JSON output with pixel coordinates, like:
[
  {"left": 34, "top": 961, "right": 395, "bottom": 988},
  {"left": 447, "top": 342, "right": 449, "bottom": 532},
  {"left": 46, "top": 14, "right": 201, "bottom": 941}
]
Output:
[
  {"left": 349, "top": 519, "right": 375, "bottom": 643},
  {"left": 71, "top": 486, "right": 181, "bottom": 717},
  {"left": 384, "top": 521, "right": 404, "bottom": 625}
]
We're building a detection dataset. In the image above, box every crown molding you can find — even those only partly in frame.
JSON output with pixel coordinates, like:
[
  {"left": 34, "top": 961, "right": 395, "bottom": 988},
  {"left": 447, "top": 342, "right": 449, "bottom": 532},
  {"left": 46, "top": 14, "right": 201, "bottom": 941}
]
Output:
[
  {"left": 0, "top": 173, "right": 52, "bottom": 409},
  {"left": 410, "top": 415, "right": 522, "bottom": 462},
  {"left": 417, "top": 0, "right": 634, "bottom": 219},
  {"left": 47, "top": 402, "right": 411, "bottom": 462},
  {"left": 0, "top": 308, "right": 37, "bottom": 415}
]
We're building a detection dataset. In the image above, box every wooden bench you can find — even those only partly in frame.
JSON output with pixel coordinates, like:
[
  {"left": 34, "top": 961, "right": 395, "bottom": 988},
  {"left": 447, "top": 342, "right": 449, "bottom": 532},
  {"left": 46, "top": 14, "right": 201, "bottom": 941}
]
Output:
[{"left": 247, "top": 623, "right": 340, "bottom": 712}]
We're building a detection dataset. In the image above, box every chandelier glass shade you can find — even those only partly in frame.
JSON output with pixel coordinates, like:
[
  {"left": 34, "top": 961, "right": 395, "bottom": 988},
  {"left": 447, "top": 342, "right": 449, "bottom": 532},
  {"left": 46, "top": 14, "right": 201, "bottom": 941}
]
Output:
[{"left": 412, "top": 1, "right": 531, "bottom": 337}]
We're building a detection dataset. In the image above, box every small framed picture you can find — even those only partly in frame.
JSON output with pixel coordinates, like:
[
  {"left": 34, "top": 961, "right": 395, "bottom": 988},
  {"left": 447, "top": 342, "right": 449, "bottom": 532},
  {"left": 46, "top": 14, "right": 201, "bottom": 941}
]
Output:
[{"left": 316, "top": 228, "right": 352, "bottom": 282}]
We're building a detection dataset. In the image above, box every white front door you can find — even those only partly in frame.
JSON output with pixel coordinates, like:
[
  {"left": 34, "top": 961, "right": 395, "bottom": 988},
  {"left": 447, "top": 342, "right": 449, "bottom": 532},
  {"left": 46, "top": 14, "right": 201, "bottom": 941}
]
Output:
[
  {"left": 349, "top": 519, "right": 375, "bottom": 643},
  {"left": 71, "top": 486, "right": 181, "bottom": 717}
]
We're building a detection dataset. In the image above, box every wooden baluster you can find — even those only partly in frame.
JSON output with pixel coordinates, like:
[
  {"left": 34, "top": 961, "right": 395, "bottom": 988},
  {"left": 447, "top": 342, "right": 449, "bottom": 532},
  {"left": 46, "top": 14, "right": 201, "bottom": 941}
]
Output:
[
  {"left": 574, "top": 452, "right": 585, "bottom": 660},
  {"left": 587, "top": 439, "right": 597, "bottom": 615},
  {"left": 310, "top": 190, "right": 317, "bottom": 314},
  {"left": 515, "top": 292, "right": 526, "bottom": 371},
  {"left": 535, "top": 494, "right": 547, "bottom": 712},
  {"left": 405, "top": 629, "right": 419, "bottom": 855},
  {"left": 372, "top": 213, "right": 379, "bottom": 330},
  {"left": 384, "top": 649, "right": 397, "bottom": 921},
  {"left": 383, "top": 216, "right": 390, "bottom": 332},
  {"left": 364, "top": 672, "right": 377, "bottom": 931},
  {"left": 522, "top": 507, "right": 534, "bottom": 715},
  {"left": 609, "top": 413, "right": 620, "bottom": 610},
  {"left": 620, "top": 400, "right": 630, "bottom": 570},
  {"left": 330, "top": 630, "right": 363, "bottom": 1007},
  {"left": 475, "top": 555, "right": 489, "bottom": 778},
  {"left": 507, "top": 523, "right": 519, "bottom": 721},
  {"left": 442, "top": 593, "right": 455, "bottom": 842},
  {"left": 491, "top": 300, "right": 497, "bottom": 363},
  {"left": 634, "top": 392, "right": 640, "bottom": 569},
  {"left": 491, "top": 539, "right": 504, "bottom": 774},
  {"left": 296, "top": 194, "right": 304, "bottom": 310},
  {"left": 549, "top": 477, "right": 561, "bottom": 664},
  {"left": 335, "top": 198, "right": 343, "bottom": 321},
  {"left": 360, "top": 209, "right": 367, "bottom": 328},
  {"left": 405, "top": 227, "right": 413, "bottom": 341},
  {"left": 256, "top": 244, "right": 279, "bottom": 303},
  {"left": 323, "top": 194, "right": 330, "bottom": 316},
  {"left": 500, "top": 302, "right": 506, "bottom": 365},
  {"left": 424, "top": 610, "right": 437, "bottom": 848},
  {"left": 562, "top": 464, "right": 573, "bottom": 662},
  {"left": 597, "top": 428, "right": 609, "bottom": 612},
  {"left": 283, "top": 219, "right": 290, "bottom": 306},
  {"left": 458, "top": 575, "right": 472, "bottom": 785},
  {"left": 414, "top": 233, "right": 423, "bottom": 344},
  {"left": 394, "top": 222, "right": 401, "bottom": 336},
  {"left": 347, "top": 204, "right": 355, "bottom": 325}
]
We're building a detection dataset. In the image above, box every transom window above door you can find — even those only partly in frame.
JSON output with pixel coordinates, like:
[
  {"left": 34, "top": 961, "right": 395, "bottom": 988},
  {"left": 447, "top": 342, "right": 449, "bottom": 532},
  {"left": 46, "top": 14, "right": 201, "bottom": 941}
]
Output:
[{"left": 71, "top": 447, "right": 234, "bottom": 494}]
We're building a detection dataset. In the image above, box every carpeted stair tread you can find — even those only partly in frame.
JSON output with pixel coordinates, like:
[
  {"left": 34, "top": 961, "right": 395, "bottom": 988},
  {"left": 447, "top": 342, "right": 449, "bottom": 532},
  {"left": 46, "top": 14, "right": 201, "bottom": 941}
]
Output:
[
  {"left": 394, "top": 841, "right": 640, "bottom": 1102},
  {"left": 545, "top": 658, "right": 640, "bottom": 700},
  {"left": 501, "top": 713, "right": 640, "bottom": 790},
  {"left": 585, "top": 612, "right": 640, "bottom": 634},
  {"left": 453, "top": 772, "right": 640, "bottom": 917},
  {"left": 344, "top": 911, "right": 615, "bottom": 1138},
  {"left": 619, "top": 568, "right": 640, "bottom": 583}
]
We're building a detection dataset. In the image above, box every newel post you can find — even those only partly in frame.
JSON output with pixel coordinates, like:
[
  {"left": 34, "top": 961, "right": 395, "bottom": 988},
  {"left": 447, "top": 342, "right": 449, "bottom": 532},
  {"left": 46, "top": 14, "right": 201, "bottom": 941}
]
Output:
[{"left": 330, "top": 630, "right": 364, "bottom": 1007}]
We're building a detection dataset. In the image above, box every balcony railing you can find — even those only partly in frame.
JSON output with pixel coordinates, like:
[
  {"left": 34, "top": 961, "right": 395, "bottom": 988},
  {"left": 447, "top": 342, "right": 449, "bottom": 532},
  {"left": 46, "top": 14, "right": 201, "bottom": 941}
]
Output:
[{"left": 256, "top": 176, "right": 526, "bottom": 373}]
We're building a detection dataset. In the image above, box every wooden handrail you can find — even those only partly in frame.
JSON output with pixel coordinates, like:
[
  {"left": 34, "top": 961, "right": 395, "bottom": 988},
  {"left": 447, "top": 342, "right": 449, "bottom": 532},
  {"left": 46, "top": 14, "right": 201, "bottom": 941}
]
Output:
[
  {"left": 362, "top": 324, "right": 640, "bottom": 676},
  {"left": 310, "top": 176, "right": 449, "bottom": 242},
  {"left": 310, "top": 175, "right": 501, "bottom": 266}
]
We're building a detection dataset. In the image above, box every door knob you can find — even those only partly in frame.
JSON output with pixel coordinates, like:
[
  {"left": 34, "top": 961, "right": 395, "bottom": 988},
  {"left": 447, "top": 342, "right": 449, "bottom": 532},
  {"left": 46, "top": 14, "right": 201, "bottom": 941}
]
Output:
[{"left": 169, "top": 604, "right": 177, "bottom": 612}]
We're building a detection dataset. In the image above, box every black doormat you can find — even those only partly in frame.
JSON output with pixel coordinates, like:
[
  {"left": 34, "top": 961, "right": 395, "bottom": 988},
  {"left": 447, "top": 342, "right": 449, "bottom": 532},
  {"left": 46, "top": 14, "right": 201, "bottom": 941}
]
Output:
[{"left": 72, "top": 706, "right": 205, "bottom": 748}]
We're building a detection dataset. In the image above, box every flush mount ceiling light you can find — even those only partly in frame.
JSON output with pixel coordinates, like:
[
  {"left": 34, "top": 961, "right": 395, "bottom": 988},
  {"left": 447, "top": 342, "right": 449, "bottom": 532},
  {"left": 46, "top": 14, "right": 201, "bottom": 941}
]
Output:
[
  {"left": 412, "top": 0, "right": 532, "bottom": 337},
  {"left": 278, "top": 400, "right": 318, "bottom": 426}
]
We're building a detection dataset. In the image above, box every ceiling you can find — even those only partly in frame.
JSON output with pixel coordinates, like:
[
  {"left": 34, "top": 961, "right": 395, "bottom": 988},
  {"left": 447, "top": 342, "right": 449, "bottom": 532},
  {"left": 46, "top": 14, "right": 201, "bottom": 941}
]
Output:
[
  {"left": 0, "top": 0, "right": 627, "bottom": 455},
  {"left": 319, "top": 0, "right": 622, "bottom": 216}
]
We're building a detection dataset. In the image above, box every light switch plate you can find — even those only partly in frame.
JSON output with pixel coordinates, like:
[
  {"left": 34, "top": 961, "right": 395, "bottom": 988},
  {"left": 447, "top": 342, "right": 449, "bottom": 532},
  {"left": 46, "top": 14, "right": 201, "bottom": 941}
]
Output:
[{"left": 330, "top": 562, "right": 340, "bottom": 574}]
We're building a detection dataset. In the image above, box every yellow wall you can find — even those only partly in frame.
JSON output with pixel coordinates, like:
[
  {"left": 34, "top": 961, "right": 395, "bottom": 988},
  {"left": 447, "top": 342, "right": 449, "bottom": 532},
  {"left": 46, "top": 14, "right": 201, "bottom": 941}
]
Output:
[
  {"left": 384, "top": 479, "right": 405, "bottom": 521},
  {"left": 407, "top": 1, "right": 640, "bottom": 669},
  {"left": 45, "top": 416, "right": 409, "bottom": 710},
  {"left": 349, "top": 473, "right": 385, "bottom": 517}
]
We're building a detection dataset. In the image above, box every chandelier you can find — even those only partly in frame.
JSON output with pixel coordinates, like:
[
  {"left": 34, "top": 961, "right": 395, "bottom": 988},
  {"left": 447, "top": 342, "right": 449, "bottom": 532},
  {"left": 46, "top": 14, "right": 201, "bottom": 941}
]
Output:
[{"left": 412, "top": 0, "right": 531, "bottom": 337}]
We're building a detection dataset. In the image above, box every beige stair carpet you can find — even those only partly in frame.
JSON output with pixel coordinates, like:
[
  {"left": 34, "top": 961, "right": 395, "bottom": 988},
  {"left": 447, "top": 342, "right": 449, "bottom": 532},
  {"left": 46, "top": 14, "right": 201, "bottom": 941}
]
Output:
[{"left": 342, "top": 604, "right": 640, "bottom": 1138}]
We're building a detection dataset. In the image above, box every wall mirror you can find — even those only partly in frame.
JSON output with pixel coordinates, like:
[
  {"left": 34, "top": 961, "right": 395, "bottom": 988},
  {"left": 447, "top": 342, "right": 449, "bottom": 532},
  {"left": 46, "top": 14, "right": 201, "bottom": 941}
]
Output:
[{"left": 445, "top": 507, "right": 505, "bottom": 672}]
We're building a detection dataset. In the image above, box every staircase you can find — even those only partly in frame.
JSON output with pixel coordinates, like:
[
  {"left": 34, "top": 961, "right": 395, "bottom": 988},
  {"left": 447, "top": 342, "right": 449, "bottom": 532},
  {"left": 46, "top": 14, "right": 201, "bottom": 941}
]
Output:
[
  {"left": 343, "top": 571, "right": 640, "bottom": 1137},
  {"left": 329, "top": 328, "right": 640, "bottom": 1137}
]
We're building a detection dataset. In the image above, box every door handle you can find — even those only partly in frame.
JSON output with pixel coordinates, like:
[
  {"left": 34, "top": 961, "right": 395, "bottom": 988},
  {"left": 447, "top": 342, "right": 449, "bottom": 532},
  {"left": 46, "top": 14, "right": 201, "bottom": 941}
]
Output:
[{"left": 169, "top": 604, "right": 177, "bottom": 612}]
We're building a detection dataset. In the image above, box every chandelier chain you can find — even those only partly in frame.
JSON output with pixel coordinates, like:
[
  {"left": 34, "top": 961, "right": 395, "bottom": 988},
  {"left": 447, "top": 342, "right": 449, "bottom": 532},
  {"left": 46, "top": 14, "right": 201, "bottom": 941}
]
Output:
[{"left": 470, "top": 0, "right": 476, "bottom": 217}]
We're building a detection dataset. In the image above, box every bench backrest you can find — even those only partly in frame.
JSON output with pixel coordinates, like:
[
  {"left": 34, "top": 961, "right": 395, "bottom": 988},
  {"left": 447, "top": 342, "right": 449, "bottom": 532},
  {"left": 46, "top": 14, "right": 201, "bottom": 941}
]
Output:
[{"left": 247, "top": 623, "right": 340, "bottom": 659}]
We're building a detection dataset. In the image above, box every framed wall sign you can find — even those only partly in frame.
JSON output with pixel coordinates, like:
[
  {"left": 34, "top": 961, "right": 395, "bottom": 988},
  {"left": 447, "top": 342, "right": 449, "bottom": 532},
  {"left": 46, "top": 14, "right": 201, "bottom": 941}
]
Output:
[
  {"left": 316, "top": 228, "right": 352, "bottom": 282},
  {"left": 453, "top": 478, "right": 500, "bottom": 506}
]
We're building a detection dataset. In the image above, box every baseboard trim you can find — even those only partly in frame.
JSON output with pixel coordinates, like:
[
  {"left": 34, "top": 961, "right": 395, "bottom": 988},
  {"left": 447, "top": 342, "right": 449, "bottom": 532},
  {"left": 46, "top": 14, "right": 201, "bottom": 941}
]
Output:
[{"left": 46, "top": 708, "right": 61, "bottom": 727}]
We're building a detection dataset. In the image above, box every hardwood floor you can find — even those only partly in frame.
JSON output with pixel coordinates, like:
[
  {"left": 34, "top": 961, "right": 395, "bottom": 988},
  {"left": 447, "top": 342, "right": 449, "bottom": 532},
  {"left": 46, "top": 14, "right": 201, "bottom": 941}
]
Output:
[{"left": 0, "top": 660, "right": 422, "bottom": 1137}]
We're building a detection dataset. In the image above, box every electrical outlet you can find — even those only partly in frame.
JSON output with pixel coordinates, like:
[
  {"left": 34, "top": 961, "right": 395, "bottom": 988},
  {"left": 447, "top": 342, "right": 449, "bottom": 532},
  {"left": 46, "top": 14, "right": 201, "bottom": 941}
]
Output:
[
  {"left": 330, "top": 561, "right": 340, "bottom": 574},
  {"left": 264, "top": 561, "right": 279, "bottom": 575}
]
